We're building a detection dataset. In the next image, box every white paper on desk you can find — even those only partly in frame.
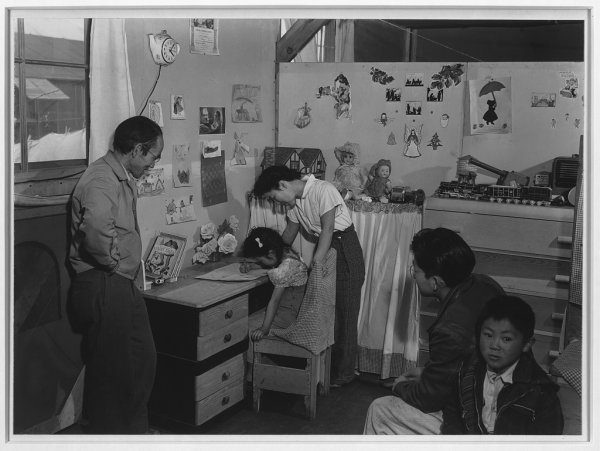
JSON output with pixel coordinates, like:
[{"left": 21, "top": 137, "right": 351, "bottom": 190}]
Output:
[{"left": 194, "top": 263, "right": 268, "bottom": 281}]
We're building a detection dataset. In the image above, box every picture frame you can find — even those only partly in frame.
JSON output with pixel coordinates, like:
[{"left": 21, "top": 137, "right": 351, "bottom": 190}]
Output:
[{"left": 144, "top": 232, "right": 187, "bottom": 280}]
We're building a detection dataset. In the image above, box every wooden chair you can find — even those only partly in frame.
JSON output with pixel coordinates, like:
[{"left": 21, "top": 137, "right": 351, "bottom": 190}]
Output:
[{"left": 250, "top": 248, "right": 337, "bottom": 419}]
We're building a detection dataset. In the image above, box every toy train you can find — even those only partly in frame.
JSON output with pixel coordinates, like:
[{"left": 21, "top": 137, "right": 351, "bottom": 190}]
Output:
[{"left": 434, "top": 181, "right": 553, "bottom": 206}]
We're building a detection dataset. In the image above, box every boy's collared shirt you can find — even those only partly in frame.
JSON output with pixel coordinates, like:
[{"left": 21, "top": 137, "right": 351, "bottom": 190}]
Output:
[{"left": 482, "top": 359, "right": 519, "bottom": 433}]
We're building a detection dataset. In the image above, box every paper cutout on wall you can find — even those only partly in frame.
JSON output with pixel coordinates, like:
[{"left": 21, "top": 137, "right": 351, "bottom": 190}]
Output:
[
  {"left": 165, "top": 195, "right": 196, "bottom": 224},
  {"left": 406, "top": 101, "right": 422, "bottom": 116},
  {"left": 148, "top": 100, "right": 164, "bottom": 126},
  {"left": 430, "top": 64, "right": 464, "bottom": 88},
  {"left": 426, "top": 87, "right": 443, "bottom": 102},
  {"left": 200, "top": 139, "right": 222, "bottom": 158},
  {"left": 171, "top": 95, "right": 186, "bottom": 120},
  {"left": 405, "top": 73, "right": 423, "bottom": 87},
  {"left": 232, "top": 84, "right": 262, "bottom": 123},
  {"left": 551, "top": 118, "right": 557, "bottom": 128},
  {"left": 387, "top": 132, "right": 397, "bottom": 145},
  {"left": 574, "top": 118, "right": 581, "bottom": 128},
  {"left": 531, "top": 93, "right": 556, "bottom": 107},
  {"left": 369, "top": 67, "right": 394, "bottom": 85},
  {"left": 137, "top": 168, "right": 165, "bottom": 197},
  {"left": 316, "top": 73, "right": 351, "bottom": 119},
  {"left": 559, "top": 71, "right": 578, "bottom": 98},
  {"left": 385, "top": 87, "right": 402, "bottom": 101},
  {"left": 173, "top": 144, "right": 192, "bottom": 187},
  {"left": 231, "top": 132, "right": 250, "bottom": 165},
  {"left": 374, "top": 113, "right": 394, "bottom": 127},
  {"left": 427, "top": 133, "right": 443, "bottom": 150},
  {"left": 294, "top": 102, "right": 311, "bottom": 128},
  {"left": 403, "top": 124, "right": 423, "bottom": 158},
  {"left": 201, "top": 154, "right": 227, "bottom": 206},
  {"left": 190, "top": 19, "right": 219, "bottom": 55},
  {"left": 469, "top": 77, "right": 512, "bottom": 135},
  {"left": 199, "top": 107, "right": 225, "bottom": 134},
  {"left": 441, "top": 113, "right": 449, "bottom": 128}
]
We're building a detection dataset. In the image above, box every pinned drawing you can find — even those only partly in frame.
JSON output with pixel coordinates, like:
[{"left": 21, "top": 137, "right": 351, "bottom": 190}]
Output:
[
  {"left": 469, "top": 77, "right": 512, "bottom": 135},
  {"left": 385, "top": 87, "right": 402, "bottom": 101},
  {"left": 165, "top": 195, "right": 196, "bottom": 225},
  {"left": 148, "top": 100, "right": 164, "bottom": 126},
  {"left": 294, "top": 102, "right": 311, "bottom": 128},
  {"left": 369, "top": 67, "right": 394, "bottom": 85},
  {"left": 137, "top": 168, "right": 165, "bottom": 197},
  {"left": 551, "top": 118, "right": 557, "bottom": 128},
  {"left": 316, "top": 73, "right": 352, "bottom": 120},
  {"left": 199, "top": 107, "right": 225, "bottom": 134},
  {"left": 559, "top": 72, "right": 578, "bottom": 98},
  {"left": 441, "top": 113, "right": 450, "bottom": 128},
  {"left": 171, "top": 95, "right": 185, "bottom": 120},
  {"left": 430, "top": 64, "right": 464, "bottom": 89},
  {"left": 531, "top": 93, "right": 556, "bottom": 107},
  {"left": 374, "top": 112, "right": 394, "bottom": 127},
  {"left": 574, "top": 118, "right": 581, "bottom": 128},
  {"left": 405, "top": 73, "right": 424, "bottom": 87},
  {"left": 403, "top": 124, "right": 423, "bottom": 158},
  {"left": 232, "top": 84, "right": 262, "bottom": 123},
  {"left": 427, "top": 133, "right": 443, "bottom": 151},
  {"left": 406, "top": 101, "right": 422, "bottom": 116},
  {"left": 200, "top": 139, "right": 222, "bottom": 158},
  {"left": 231, "top": 132, "right": 250, "bottom": 165},
  {"left": 426, "top": 87, "right": 443, "bottom": 102},
  {"left": 173, "top": 144, "right": 192, "bottom": 187},
  {"left": 387, "top": 132, "right": 397, "bottom": 145}
]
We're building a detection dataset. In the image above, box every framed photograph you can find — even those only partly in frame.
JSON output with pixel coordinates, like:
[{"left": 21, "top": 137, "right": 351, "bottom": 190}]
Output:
[
  {"left": 144, "top": 232, "right": 187, "bottom": 280},
  {"left": 171, "top": 94, "right": 186, "bottom": 120},
  {"left": 199, "top": 106, "right": 226, "bottom": 134}
]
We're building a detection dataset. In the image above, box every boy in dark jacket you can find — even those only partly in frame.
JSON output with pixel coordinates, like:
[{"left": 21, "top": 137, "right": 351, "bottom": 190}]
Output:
[{"left": 442, "top": 295, "right": 564, "bottom": 435}]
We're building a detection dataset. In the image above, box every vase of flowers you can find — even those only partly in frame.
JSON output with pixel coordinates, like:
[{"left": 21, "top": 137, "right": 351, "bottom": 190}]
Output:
[{"left": 192, "top": 215, "right": 239, "bottom": 264}]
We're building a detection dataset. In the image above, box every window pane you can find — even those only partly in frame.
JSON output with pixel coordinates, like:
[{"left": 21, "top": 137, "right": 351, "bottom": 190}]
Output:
[
  {"left": 24, "top": 19, "right": 85, "bottom": 64},
  {"left": 16, "top": 64, "right": 86, "bottom": 163},
  {"left": 13, "top": 65, "right": 21, "bottom": 166}
]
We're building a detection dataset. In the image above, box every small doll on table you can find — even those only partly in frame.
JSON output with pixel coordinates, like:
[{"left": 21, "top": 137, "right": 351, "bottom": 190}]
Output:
[
  {"left": 363, "top": 159, "right": 392, "bottom": 203},
  {"left": 332, "top": 142, "right": 366, "bottom": 200}
]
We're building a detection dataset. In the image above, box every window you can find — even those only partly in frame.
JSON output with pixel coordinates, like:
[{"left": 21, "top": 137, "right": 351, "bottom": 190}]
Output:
[{"left": 13, "top": 18, "right": 90, "bottom": 173}]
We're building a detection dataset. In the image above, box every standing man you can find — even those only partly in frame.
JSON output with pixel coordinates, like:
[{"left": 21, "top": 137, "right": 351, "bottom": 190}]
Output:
[
  {"left": 253, "top": 166, "right": 365, "bottom": 387},
  {"left": 68, "top": 116, "right": 163, "bottom": 434}
]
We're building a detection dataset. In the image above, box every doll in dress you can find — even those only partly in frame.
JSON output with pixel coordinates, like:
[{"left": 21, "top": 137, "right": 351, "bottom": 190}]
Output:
[
  {"left": 363, "top": 159, "right": 392, "bottom": 203},
  {"left": 332, "top": 142, "right": 365, "bottom": 200}
]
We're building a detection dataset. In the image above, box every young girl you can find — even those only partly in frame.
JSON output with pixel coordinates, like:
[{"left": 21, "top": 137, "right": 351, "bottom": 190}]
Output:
[{"left": 241, "top": 227, "right": 308, "bottom": 342}]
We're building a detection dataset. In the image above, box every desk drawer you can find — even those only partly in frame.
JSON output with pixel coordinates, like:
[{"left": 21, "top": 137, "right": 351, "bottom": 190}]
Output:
[
  {"left": 195, "top": 354, "right": 244, "bottom": 401},
  {"left": 197, "top": 317, "right": 248, "bottom": 360},
  {"left": 195, "top": 379, "right": 244, "bottom": 425},
  {"left": 424, "top": 209, "right": 573, "bottom": 259},
  {"left": 199, "top": 294, "right": 248, "bottom": 337}
]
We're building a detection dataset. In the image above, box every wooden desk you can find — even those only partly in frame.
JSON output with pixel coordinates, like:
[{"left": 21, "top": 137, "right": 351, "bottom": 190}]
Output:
[{"left": 143, "top": 260, "right": 270, "bottom": 426}]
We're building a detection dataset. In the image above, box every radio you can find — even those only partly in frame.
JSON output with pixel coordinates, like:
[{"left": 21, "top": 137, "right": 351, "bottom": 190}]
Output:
[{"left": 551, "top": 155, "right": 579, "bottom": 194}]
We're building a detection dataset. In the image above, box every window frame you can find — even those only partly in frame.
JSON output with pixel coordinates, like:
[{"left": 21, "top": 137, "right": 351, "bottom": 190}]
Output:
[{"left": 13, "top": 18, "right": 91, "bottom": 181}]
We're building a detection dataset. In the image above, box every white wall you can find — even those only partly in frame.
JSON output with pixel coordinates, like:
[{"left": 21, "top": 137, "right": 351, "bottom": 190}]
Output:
[{"left": 125, "top": 19, "right": 279, "bottom": 267}]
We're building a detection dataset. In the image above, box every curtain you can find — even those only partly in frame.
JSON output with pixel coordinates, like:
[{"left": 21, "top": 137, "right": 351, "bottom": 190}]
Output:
[
  {"left": 335, "top": 19, "right": 354, "bottom": 62},
  {"left": 89, "top": 19, "right": 135, "bottom": 162}
]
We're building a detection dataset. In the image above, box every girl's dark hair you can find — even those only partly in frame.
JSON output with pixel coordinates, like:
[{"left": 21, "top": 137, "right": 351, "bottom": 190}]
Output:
[
  {"left": 475, "top": 295, "right": 535, "bottom": 343},
  {"left": 242, "top": 227, "right": 287, "bottom": 265},
  {"left": 253, "top": 165, "right": 301, "bottom": 197},
  {"left": 113, "top": 116, "right": 162, "bottom": 155},
  {"left": 410, "top": 227, "right": 475, "bottom": 288}
]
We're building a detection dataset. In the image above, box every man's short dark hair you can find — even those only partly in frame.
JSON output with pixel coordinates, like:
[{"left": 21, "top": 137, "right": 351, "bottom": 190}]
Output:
[
  {"left": 410, "top": 227, "right": 475, "bottom": 288},
  {"left": 113, "top": 116, "right": 162, "bottom": 155},
  {"left": 475, "top": 295, "right": 535, "bottom": 342},
  {"left": 253, "top": 165, "right": 302, "bottom": 197}
]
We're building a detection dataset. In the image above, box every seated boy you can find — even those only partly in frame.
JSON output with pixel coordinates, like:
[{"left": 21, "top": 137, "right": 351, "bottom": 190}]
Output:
[{"left": 442, "top": 295, "right": 564, "bottom": 435}]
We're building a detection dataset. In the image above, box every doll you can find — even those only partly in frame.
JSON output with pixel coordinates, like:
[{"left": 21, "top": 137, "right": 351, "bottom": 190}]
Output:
[
  {"left": 363, "top": 159, "right": 392, "bottom": 203},
  {"left": 332, "top": 142, "right": 365, "bottom": 200}
]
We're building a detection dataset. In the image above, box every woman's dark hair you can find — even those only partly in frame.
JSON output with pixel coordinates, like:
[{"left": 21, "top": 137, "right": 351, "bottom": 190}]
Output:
[
  {"left": 242, "top": 227, "right": 288, "bottom": 265},
  {"left": 475, "top": 295, "right": 535, "bottom": 343},
  {"left": 253, "top": 165, "right": 302, "bottom": 197},
  {"left": 410, "top": 227, "right": 475, "bottom": 288},
  {"left": 113, "top": 116, "right": 163, "bottom": 155}
]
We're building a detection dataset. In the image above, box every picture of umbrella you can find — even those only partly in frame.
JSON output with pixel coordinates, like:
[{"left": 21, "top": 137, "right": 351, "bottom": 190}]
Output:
[{"left": 479, "top": 79, "right": 506, "bottom": 102}]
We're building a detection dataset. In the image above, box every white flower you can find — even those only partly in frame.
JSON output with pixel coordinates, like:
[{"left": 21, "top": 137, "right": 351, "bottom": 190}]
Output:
[
  {"left": 192, "top": 250, "right": 209, "bottom": 264},
  {"left": 203, "top": 238, "right": 218, "bottom": 254},
  {"left": 200, "top": 222, "right": 216, "bottom": 240},
  {"left": 217, "top": 233, "right": 238, "bottom": 254},
  {"left": 229, "top": 215, "right": 240, "bottom": 232}
]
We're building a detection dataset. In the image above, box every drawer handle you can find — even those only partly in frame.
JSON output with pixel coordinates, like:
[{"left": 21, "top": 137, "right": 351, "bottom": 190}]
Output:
[
  {"left": 555, "top": 274, "right": 570, "bottom": 284},
  {"left": 222, "top": 371, "right": 231, "bottom": 381},
  {"left": 225, "top": 309, "right": 234, "bottom": 319},
  {"left": 223, "top": 333, "right": 232, "bottom": 343},
  {"left": 221, "top": 395, "right": 230, "bottom": 406},
  {"left": 557, "top": 235, "right": 573, "bottom": 245}
]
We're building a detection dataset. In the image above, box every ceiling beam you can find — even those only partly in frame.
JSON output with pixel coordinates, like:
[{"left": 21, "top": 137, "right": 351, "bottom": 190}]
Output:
[{"left": 276, "top": 19, "right": 331, "bottom": 62}]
